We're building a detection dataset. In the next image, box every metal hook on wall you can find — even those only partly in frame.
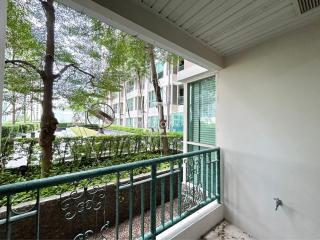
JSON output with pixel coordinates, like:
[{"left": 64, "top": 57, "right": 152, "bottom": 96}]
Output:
[{"left": 273, "top": 198, "right": 283, "bottom": 211}]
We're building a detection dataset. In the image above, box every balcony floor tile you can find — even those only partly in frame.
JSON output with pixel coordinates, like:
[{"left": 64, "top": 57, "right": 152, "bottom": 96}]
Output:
[{"left": 202, "top": 220, "right": 255, "bottom": 240}]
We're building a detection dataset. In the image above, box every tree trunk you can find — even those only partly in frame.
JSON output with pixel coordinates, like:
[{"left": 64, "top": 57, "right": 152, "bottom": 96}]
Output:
[
  {"left": 167, "top": 62, "right": 171, "bottom": 132},
  {"left": 12, "top": 94, "right": 16, "bottom": 125},
  {"left": 137, "top": 71, "right": 145, "bottom": 128},
  {"left": 23, "top": 94, "right": 27, "bottom": 123},
  {"left": 30, "top": 94, "right": 33, "bottom": 122},
  {"left": 39, "top": 0, "right": 58, "bottom": 176},
  {"left": 147, "top": 45, "right": 169, "bottom": 154}
]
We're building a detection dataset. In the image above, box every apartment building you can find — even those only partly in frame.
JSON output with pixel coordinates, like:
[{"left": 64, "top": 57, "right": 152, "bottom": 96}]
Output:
[{"left": 107, "top": 59, "right": 201, "bottom": 132}]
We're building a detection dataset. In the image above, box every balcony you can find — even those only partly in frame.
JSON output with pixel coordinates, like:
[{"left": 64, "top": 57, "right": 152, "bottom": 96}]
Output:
[
  {"left": 0, "top": 148, "right": 220, "bottom": 239},
  {"left": 2, "top": 0, "right": 319, "bottom": 238}
]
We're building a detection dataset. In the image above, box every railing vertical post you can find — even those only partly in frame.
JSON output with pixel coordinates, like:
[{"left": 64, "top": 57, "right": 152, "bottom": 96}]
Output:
[
  {"left": 160, "top": 178, "right": 165, "bottom": 226},
  {"left": 178, "top": 159, "right": 182, "bottom": 216},
  {"left": 140, "top": 183, "right": 145, "bottom": 239},
  {"left": 202, "top": 153, "right": 207, "bottom": 201},
  {"left": 115, "top": 172, "right": 120, "bottom": 240},
  {"left": 36, "top": 189, "right": 40, "bottom": 240},
  {"left": 217, "top": 149, "right": 221, "bottom": 204},
  {"left": 150, "top": 164, "right": 157, "bottom": 239},
  {"left": 129, "top": 170, "right": 133, "bottom": 239},
  {"left": 170, "top": 161, "right": 174, "bottom": 222},
  {"left": 192, "top": 157, "right": 195, "bottom": 203},
  {"left": 182, "top": 158, "right": 187, "bottom": 183},
  {"left": 208, "top": 153, "right": 212, "bottom": 199},
  {"left": 5, "top": 195, "right": 11, "bottom": 240}
]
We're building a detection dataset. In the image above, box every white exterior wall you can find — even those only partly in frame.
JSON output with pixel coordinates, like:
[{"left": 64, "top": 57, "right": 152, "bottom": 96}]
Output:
[{"left": 217, "top": 20, "right": 320, "bottom": 239}]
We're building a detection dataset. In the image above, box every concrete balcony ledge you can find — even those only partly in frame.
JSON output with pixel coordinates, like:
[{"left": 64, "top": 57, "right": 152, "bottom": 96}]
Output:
[{"left": 158, "top": 201, "right": 224, "bottom": 240}]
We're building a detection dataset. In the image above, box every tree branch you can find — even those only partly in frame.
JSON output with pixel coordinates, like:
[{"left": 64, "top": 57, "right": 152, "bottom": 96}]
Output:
[
  {"left": 55, "top": 64, "right": 96, "bottom": 86},
  {"left": 5, "top": 60, "right": 42, "bottom": 75}
]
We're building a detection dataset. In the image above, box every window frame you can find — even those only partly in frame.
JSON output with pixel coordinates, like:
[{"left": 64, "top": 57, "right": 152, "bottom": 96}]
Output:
[{"left": 187, "top": 76, "right": 216, "bottom": 150}]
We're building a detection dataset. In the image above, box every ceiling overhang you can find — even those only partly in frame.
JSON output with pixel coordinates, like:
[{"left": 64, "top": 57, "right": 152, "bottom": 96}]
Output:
[
  {"left": 61, "top": 0, "right": 320, "bottom": 71},
  {"left": 60, "top": 0, "right": 224, "bottom": 71}
]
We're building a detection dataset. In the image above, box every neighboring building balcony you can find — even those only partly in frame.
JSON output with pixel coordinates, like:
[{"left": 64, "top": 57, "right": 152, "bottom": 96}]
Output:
[
  {"left": 177, "top": 64, "right": 208, "bottom": 82},
  {"left": 0, "top": 148, "right": 221, "bottom": 240},
  {"left": 178, "top": 96, "right": 184, "bottom": 106}
]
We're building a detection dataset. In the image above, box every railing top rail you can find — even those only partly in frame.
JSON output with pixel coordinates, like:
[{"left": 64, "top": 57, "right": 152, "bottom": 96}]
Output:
[{"left": 0, "top": 147, "right": 219, "bottom": 195}]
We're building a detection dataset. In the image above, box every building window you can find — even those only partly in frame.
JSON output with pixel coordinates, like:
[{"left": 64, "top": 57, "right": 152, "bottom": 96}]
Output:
[
  {"left": 178, "top": 85, "right": 184, "bottom": 105},
  {"left": 148, "top": 116, "right": 159, "bottom": 129},
  {"left": 113, "top": 103, "right": 118, "bottom": 113},
  {"left": 137, "top": 117, "right": 143, "bottom": 128},
  {"left": 127, "top": 98, "right": 134, "bottom": 111},
  {"left": 126, "top": 80, "right": 134, "bottom": 93},
  {"left": 135, "top": 96, "right": 143, "bottom": 110},
  {"left": 156, "top": 63, "right": 164, "bottom": 79},
  {"left": 120, "top": 103, "right": 124, "bottom": 114},
  {"left": 126, "top": 118, "right": 133, "bottom": 127},
  {"left": 170, "top": 112, "right": 183, "bottom": 133},
  {"left": 148, "top": 89, "right": 163, "bottom": 108},
  {"left": 171, "top": 85, "right": 178, "bottom": 105},
  {"left": 188, "top": 76, "right": 216, "bottom": 146},
  {"left": 148, "top": 91, "right": 157, "bottom": 108},
  {"left": 178, "top": 59, "right": 184, "bottom": 71},
  {"left": 111, "top": 92, "right": 118, "bottom": 99}
]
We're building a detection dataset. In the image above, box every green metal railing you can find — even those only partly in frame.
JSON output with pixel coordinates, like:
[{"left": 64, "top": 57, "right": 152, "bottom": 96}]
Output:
[{"left": 0, "top": 147, "right": 220, "bottom": 240}]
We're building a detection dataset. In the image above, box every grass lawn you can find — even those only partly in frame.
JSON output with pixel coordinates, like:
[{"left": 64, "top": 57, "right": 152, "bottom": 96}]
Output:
[{"left": 70, "top": 126, "right": 98, "bottom": 137}]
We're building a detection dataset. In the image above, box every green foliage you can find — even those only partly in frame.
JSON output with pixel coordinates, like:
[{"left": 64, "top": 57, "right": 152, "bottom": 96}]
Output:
[
  {"left": 0, "top": 133, "right": 182, "bottom": 169},
  {"left": 56, "top": 123, "right": 99, "bottom": 130},
  {"left": 92, "top": 23, "right": 149, "bottom": 93},
  {"left": 1, "top": 122, "right": 40, "bottom": 138},
  {"left": 56, "top": 122, "right": 75, "bottom": 128},
  {"left": 0, "top": 152, "right": 163, "bottom": 206},
  {"left": 108, "top": 125, "right": 183, "bottom": 137},
  {"left": 5, "top": 0, "right": 122, "bottom": 119},
  {"left": 107, "top": 125, "right": 147, "bottom": 134},
  {"left": 4, "top": 0, "right": 43, "bottom": 121},
  {"left": 6, "top": 0, "right": 43, "bottom": 60}
]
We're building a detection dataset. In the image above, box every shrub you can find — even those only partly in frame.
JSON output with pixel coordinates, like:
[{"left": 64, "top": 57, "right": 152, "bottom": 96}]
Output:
[
  {"left": 107, "top": 125, "right": 183, "bottom": 137},
  {"left": 1, "top": 123, "right": 40, "bottom": 138},
  {"left": 0, "top": 151, "right": 164, "bottom": 206},
  {"left": 0, "top": 133, "right": 183, "bottom": 169}
]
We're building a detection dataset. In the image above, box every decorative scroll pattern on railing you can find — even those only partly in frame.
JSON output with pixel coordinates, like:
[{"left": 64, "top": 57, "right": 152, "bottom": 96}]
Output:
[
  {"left": 60, "top": 183, "right": 106, "bottom": 220},
  {"left": 0, "top": 148, "right": 220, "bottom": 240}
]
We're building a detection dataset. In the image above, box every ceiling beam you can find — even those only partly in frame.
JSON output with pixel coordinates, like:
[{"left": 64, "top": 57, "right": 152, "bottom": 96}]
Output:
[{"left": 60, "top": 0, "right": 224, "bottom": 70}]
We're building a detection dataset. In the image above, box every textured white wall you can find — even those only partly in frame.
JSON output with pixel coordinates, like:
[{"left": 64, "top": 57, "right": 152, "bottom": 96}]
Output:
[{"left": 217, "top": 20, "right": 320, "bottom": 239}]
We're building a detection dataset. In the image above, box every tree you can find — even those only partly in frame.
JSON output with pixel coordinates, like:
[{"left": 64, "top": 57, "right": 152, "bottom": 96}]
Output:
[
  {"left": 5, "top": 0, "right": 115, "bottom": 175},
  {"left": 4, "top": 0, "right": 43, "bottom": 124},
  {"left": 147, "top": 45, "right": 169, "bottom": 154},
  {"left": 92, "top": 24, "right": 174, "bottom": 154}
]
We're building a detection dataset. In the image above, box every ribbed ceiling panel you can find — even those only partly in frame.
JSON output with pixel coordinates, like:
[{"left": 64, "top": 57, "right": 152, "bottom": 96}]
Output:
[{"left": 137, "top": 0, "right": 320, "bottom": 55}]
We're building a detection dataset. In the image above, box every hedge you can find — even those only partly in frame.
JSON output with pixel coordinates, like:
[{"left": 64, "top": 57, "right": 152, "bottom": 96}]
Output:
[
  {"left": 0, "top": 151, "right": 164, "bottom": 206},
  {"left": 1, "top": 123, "right": 40, "bottom": 138},
  {"left": 108, "top": 125, "right": 183, "bottom": 137},
  {"left": 0, "top": 134, "right": 183, "bottom": 169}
]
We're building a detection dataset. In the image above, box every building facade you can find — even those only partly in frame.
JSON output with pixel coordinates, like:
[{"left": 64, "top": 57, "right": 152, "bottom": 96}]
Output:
[{"left": 107, "top": 60, "right": 198, "bottom": 132}]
